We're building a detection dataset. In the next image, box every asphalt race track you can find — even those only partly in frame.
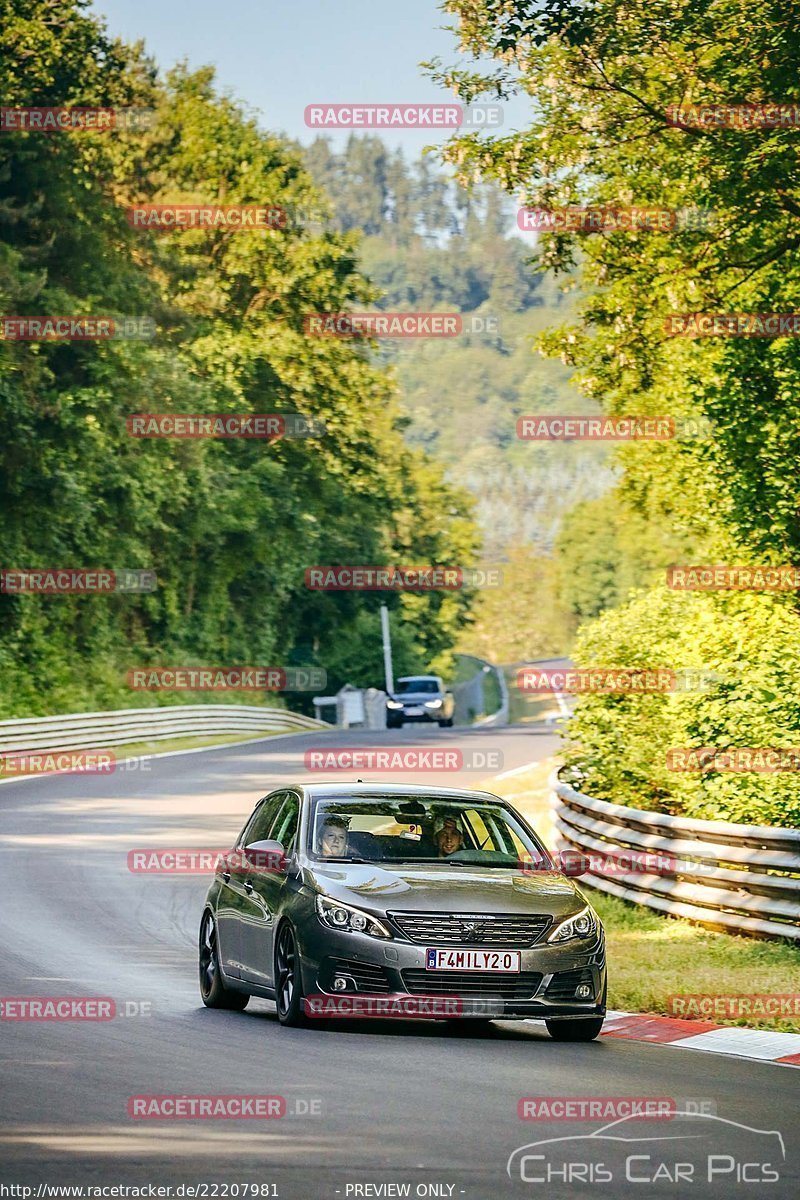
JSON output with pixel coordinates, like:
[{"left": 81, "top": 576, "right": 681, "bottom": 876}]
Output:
[{"left": 1, "top": 723, "right": 797, "bottom": 1199}]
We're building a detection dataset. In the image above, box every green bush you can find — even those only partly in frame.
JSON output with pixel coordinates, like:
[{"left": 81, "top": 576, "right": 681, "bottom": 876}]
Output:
[{"left": 563, "top": 587, "right": 800, "bottom": 827}]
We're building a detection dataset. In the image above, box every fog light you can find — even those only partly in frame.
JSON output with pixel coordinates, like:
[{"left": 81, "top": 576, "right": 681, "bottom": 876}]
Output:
[
  {"left": 333, "top": 976, "right": 348, "bottom": 992},
  {"left": 576, "top": 983, "right": 593, "bottom": 999}
]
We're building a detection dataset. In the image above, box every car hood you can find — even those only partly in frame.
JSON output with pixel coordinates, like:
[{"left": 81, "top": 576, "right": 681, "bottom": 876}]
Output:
[{"left": 305, "top": 861, "right": 584, "bottom": 920}]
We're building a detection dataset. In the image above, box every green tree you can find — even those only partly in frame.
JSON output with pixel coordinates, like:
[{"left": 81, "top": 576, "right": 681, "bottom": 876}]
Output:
[
  {"left": 0, "top": 0, "right": 479, "bottom": 715},
  {"left": 432, "top": 0, "right": 800, "bottom": 564}
]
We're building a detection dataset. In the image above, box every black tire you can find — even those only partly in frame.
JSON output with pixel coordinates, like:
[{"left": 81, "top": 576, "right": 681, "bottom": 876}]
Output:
[
  {"left": 545, "top": 1016, "right": 604, "bottom": 1042},
  {"left": 274, "top": 922, "right": 307, "bottom": 1027},
  {"left": 199, "top": 911, "right": 249, "bottom": 1010},
  {"left": 387, "top": 718, "right": 402, "bottom": 729},
  {"left": 445, "top": 717, "right": 454, "bottom": 728}
]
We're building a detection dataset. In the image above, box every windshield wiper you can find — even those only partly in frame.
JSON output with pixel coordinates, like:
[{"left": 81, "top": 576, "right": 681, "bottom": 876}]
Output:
[
  {"left": 317, "top": 855, "right": 374, "bottom": 864},
  {"left": 398, "top": 857, "right": 524, "bottom": 869},
  {"left": 390, "top": 858, "right": 482, "bottom": 866}
]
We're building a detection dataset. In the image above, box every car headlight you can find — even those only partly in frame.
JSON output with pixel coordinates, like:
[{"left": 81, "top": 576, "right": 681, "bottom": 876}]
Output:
[
  {"left": 424, "top": 699, "right": 443, "bottom": 709},
  {"left": 315, "top": 895, "right": 392, "bottom": 939},
  {"left": 386, "top": 700, "right": 403, "bottom": 710},
  {"left": 547, "top": 905, "right": 598, "bottom": 943}
]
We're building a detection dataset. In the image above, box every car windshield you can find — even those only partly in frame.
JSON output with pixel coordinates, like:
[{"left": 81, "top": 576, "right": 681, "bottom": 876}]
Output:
[
  {"left": 309, "top": 795, "right": 551, "bottom": 869},
  {"left": 395, "top": 679, "right": 439, "bottom": 694}
]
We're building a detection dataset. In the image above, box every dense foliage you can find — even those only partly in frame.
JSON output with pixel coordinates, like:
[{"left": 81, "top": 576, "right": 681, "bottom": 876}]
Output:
[
  {"left": 303, "top": 137, "right": 624, "bottom": 659},
  {"left": 434, "top": 0, "right": 800, "bottom": 823},
  {"left": 0, "top": 0, "right": 479, "bottom": 716},
  {"left": 303, "top": 135, "right": 616, "bottom": 560},
  {"left": 564, "top": 589, "right": 800, "bottom": 827}
]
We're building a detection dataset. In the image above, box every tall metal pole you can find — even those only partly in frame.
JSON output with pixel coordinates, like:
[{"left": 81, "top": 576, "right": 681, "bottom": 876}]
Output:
[{"left": 380, "top": 604, "right": 394, "bottom": 695}]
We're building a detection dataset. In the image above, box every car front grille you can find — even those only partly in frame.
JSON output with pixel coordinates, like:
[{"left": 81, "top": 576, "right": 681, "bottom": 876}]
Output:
[
  {"left": 389, "top": 911, "right": 552, "bottom": 948},
  {"left": 545, "top": 968, "right": 595, "bottom": 1002},
  {"left": 401, "top": 969, "right": 543, "bottom": 999}
]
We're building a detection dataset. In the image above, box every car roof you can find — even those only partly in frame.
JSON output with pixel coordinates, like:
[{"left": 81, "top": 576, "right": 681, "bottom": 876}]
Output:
[
  {"left": 300, "top": 782, "right": 502, "bottom": 801},
  {"left": 397, "top": 674, "right": 439, "bottom": 681}
]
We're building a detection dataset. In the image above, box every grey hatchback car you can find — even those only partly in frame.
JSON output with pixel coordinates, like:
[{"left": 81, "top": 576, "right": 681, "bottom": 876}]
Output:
[{"left": 199, "top": 783, "right": 606, "bottom": 1039}]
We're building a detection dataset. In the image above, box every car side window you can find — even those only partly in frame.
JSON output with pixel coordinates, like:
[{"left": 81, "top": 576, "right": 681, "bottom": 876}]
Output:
[
  {"left": 241, "top": 792, "right": 287, "bottom": 847},
  {"left": 271, "top": 793, "right": 300, "bottom": 854}
]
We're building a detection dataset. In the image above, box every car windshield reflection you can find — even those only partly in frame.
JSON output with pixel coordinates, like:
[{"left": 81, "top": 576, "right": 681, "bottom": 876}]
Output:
[{"left": 310, "top": 795, "right": 551, "bottom": 869}]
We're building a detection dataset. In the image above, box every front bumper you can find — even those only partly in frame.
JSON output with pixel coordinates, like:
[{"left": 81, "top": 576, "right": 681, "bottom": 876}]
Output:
[
  {"left": 300, "top": 920, "right": 606, "bottom": 1020},
  {"left": 387, "top": 708, "right": 443, "bottom": 723}
]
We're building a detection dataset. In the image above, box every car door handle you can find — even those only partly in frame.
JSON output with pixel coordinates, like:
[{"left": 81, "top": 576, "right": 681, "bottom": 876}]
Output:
[
  {"left": 244, "top": 880, "right": 254, "bottom": 893},
  {"left": 221, "top": 871, "right": 231, "bottom": 882}
]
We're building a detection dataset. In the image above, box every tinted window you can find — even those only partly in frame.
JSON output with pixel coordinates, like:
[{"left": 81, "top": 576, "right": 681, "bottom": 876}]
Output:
[
  {"left": 396, "top": 679, "right": 439, "bottom": 694},
  {"left": 242, "top": 792, "right": 286, "bottom": 846},
  {"left": 271, "top": 793, "right": 300, "bottom": 853}
]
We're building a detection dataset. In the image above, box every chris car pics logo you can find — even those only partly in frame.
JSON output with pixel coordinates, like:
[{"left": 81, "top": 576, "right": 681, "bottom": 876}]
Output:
[{"left": 507, "top": 1113, "right": 785, "bottom": 1186}]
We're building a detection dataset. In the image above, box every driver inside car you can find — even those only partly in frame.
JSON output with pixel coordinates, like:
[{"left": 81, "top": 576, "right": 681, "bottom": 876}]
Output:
[
  {"left": 318, "top": 815, "right": 349, "bottom": 858},
  {"left": 434, "top": 816, "right": 464, "bottom": 857}
]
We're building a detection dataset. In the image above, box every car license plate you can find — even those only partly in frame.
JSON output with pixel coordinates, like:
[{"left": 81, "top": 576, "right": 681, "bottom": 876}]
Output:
[
  {"left": 426, "top": 949, "right": 521, "bottom": 972},
  {"left": 405, "top": 706, "right": 424, "bottom": 716}
]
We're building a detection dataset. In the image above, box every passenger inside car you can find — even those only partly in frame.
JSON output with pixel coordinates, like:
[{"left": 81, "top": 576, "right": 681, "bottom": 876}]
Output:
[{"left": 434, "top": 817, "right": 465, "bottom": 857}]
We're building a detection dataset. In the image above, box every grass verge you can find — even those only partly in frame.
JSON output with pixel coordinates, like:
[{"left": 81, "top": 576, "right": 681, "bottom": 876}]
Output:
[{"left": 490, "top": 759, "right": 800, "bottom": 1034}]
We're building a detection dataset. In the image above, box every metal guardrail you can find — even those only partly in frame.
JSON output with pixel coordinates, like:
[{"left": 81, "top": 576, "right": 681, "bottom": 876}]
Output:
[
  {"left": 551, "top": 771, "right": 800, "bottom": 941},
  {"left": 0, "top": 704, "right": 326, "bottom": 755}
]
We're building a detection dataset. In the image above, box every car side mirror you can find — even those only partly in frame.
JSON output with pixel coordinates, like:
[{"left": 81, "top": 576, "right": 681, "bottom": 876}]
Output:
[
  {"left": 244, "top": 839, "right": 286, "bottom": 873},
  {"left": 555, "top": 849, "right": 589, "bottom": 877}
]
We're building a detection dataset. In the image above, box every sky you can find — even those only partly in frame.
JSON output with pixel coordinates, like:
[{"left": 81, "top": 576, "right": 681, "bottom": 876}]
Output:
[{"left": 90, "top": 0, "right": 516, "bottom": 156}]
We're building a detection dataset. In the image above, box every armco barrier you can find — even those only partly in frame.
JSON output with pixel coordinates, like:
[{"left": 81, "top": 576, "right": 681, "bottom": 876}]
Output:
[
  {"left": 0, "top": 704, "right": 326, "bottom": 756},
  {"left": 551, "top": 770, "right": 800, "bottom": 941}
]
